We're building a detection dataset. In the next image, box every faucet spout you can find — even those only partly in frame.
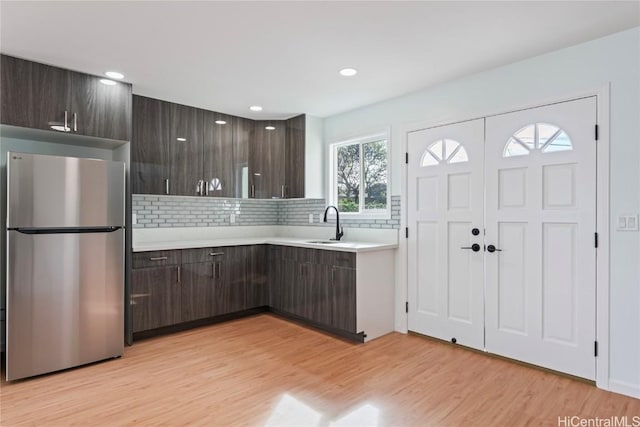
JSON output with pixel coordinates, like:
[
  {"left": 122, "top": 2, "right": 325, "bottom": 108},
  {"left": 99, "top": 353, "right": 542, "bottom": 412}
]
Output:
[{"left": 323, "top": 205, "right": 344, "bottom": 241}]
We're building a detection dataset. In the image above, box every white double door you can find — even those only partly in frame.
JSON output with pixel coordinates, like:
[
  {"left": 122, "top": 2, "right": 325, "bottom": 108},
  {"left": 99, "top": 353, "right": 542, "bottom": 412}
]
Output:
[{"left": 407, "top": 97, "right": 597, "bottom": 380}]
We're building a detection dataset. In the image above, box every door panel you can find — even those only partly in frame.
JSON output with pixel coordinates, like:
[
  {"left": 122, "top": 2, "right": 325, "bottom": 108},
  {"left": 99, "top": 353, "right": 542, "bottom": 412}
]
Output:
[
  {"left": 7, "top": 229, "right": 124, "bottom": 380},
  {"left": 7, "top": 153, "right": 125, "bottom": 228},
  {"left": 407, "top": 119, "right": 485, "bottom": 350},
  {"left": 203, "top": 111, "right": 235, "bottom": 198},
  {"left": 485, "top": 97, "right": 596, "bottom": 379},
  {"left": 170, "top": 104, "right": 202, "bottom": 196},
  {"left": 131, "top": 265, "right": 181, "bottom": 332}
]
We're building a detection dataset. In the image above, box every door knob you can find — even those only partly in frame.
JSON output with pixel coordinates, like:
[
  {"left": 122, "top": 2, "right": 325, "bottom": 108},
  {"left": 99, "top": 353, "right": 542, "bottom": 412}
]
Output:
[
  {"left": 487, "top": 244, "right": 502, "bottom": 253},
  {"left": 471, "top": 228, "right": 480, "bottom": 236},
  {"left": 461, "top": 244, "right": 481, "bottom": 252}
]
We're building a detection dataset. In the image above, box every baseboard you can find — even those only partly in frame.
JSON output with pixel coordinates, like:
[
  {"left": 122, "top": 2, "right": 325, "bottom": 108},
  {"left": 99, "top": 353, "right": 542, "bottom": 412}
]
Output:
[
  {"left": 132, "top": 307, "right": 269, "bottom": 341},
  {"left": 268, "top": 308, "right": 365, "bottom": 343},
  {"left": 608, "top": 379, "right": 640, "bottom": 399}
]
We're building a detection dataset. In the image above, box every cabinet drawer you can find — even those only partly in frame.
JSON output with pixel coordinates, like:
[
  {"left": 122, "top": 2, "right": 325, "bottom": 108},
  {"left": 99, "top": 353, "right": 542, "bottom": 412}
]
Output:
[
  {"left": 133, "top": 250, "right": 181, "bottom": 268},
  {"left": 331, "top": 251, "right": 356, "bottom": 268},
  {"left": 181, "top": 247, "right": 228, "bottom": 264}
]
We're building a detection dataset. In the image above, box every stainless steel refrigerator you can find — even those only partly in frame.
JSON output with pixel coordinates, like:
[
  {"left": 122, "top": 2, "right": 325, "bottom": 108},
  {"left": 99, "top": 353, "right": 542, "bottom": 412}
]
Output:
[{"left": 6, "top": 152, "right": 125, "bottom": 381}]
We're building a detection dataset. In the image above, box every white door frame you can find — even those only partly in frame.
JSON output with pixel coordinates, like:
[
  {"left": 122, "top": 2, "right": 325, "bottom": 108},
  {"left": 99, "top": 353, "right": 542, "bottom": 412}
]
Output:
[{"left": 400, "top": 85, "right": 610, "bottom": 391}]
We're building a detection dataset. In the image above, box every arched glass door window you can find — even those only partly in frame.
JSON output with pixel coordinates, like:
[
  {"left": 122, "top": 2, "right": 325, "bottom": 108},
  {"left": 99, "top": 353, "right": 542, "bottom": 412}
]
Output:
[
  {"left": 504, "top": 123, "right": 572, "bottom": 157},
  {"left": 421, "top": 139, "right": 468, "bottom": 166}
]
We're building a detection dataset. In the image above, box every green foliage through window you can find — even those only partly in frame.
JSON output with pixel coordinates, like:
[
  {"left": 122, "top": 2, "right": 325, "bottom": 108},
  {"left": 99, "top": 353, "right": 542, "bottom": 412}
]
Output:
[{"left": 335, "top": 138, "right": 388, "bottom": 214}]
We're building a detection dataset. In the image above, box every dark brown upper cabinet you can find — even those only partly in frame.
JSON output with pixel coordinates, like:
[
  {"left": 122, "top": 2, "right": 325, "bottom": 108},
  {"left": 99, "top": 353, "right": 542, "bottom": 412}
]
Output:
[
  {"left": 1, "top": 55, "right": 71, "bottom": 132},
  {"left": 203, "top": 111, "right": 235, "bottom": 198},
  {"left": 131, "top": 96, "right": 171, "bottom": 195},
  {"left": 285, "top": 114, "right": 306, "bottom": 198},
  {"left": 249, "top": 120, "right": 286, "bottom": 199},
  {"left": 233, "top": 117, "right": 252, "bottom": 198},
  {"left": 0, "top": 54, "right": 131, "bottom": 141},
  {"left": 71, "top": 72, "right": 131, "bottom": 141},
  {"left": 170, "top": 104, "right": 203, "bottom": 196}
]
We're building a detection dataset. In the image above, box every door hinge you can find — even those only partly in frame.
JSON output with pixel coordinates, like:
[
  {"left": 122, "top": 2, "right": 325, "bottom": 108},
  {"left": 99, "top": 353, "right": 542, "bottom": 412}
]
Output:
[
  {"left": 406, "top": 301, "right": 409, "bottom": 313},
  {"left": 595, "top": 124, "right": 599, "bottom": 141},
  {"left": 405, "top": 152, "right": 409, "bottom": 164},
  {"left": 594, "top": 232, "right": 599, "bottom": 248},
  {"left": 594, "top": 341, "right": 598, "bottom": 357},
  {"left": 405, "top": 227, "right": 409, "bottom": 238}
]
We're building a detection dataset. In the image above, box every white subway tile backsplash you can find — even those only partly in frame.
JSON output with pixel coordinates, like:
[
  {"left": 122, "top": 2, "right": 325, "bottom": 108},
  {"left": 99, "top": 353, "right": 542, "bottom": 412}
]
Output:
[{"left": 132, "top": 195, "right": 401, "bottom": 230}]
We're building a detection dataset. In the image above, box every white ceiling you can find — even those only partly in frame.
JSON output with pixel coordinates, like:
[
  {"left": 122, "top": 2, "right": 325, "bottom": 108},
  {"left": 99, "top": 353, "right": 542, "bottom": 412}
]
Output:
[{"left": 1, "top": 1, "right": 638, "bottom": 120}]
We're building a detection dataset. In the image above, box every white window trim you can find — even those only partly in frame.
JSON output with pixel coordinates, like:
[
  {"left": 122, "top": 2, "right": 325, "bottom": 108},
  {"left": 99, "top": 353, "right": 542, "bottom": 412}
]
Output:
[{"left": 328, "top": 131, "right": 391, "bottom": 219}]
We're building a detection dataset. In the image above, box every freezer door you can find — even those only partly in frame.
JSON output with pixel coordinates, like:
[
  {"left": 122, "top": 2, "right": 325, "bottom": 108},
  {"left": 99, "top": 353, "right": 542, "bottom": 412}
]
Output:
[
  {"left": 6, "top": 229, "right": 124, "bottom": 381},
  {"left": 7, "top": 152, "right": 125, "bottom": 228}
]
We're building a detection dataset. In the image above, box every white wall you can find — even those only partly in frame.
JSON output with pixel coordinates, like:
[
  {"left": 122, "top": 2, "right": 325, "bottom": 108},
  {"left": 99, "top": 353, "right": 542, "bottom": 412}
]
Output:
[{"left": 322, "top": 27, "right": 640, "bottom": 397}]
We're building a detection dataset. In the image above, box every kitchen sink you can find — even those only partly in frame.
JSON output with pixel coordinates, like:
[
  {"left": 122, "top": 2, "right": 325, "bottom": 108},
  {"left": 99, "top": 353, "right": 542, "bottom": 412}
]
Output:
[{"left": 306, "top": 240, "right": 340, "bottom": 244}]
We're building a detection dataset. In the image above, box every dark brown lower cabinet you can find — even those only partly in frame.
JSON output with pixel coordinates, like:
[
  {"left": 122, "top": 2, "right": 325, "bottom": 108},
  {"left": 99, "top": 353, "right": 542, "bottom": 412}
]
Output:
[
  {"left": 246, "top": 245, "right": 268, "bottom": 308},
  {"left": 181, "top": 261, "right": 216, "bottom": 322},
  {"left": 331, "top": 266, "right": 357, "bottom": 332},
  {"left": 268, "top": 246, "right": 357, "bottom": 333},
  {"left": 131, "top": 265, "right": 181, "bottom": 333},
  {"left": 132, "top": 245, "right": 357, "bottom": 337},
  {"left": 217, "top": 246, "right": 246, "bottom": 315}
]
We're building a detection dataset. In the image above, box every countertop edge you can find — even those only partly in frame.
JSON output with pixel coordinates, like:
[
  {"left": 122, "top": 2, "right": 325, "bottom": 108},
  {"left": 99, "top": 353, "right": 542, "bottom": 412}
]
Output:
[{"left": 132, "top": 238, "right": 398, "bottom": 253}]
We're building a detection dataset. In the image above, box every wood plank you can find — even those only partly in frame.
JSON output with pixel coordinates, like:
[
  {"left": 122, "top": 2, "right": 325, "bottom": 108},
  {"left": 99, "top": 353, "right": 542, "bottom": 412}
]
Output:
[{"left": 1, "top": 315, "right": 638, "bottom": 426}]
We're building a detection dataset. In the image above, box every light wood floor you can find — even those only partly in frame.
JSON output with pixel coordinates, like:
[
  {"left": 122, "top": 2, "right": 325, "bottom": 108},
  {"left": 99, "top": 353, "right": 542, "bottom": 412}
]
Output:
[{"left": 1, "top": 314, "right": 638, "bottom": 426}]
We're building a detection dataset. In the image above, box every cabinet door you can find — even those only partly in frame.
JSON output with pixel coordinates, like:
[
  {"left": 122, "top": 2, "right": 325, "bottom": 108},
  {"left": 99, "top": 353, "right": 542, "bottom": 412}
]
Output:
[
  {"left": 170, "top": 104, "right": 203, "bottom": 196},
  {"left": 331, "top": 266, "right": 357, "bottom": 332},
  {"left": 131, "top": 265, "right": 181, "bottom": 332},
  {"left": 181, "top": 261, "right": 216, "bottom": 322},
  {"left": 1, "top": 55, "right": 71, "bottom": 131},
  {"left": 233, "top": 117, "right": 252, "bottom": 198},
  {"left": 249, "top": 120, "right": 286, "bottom": 198},
  {"left": 71, "top": 71, "right": 131, "bottom": 141},
  {"left": 246, "top": 245, "right": 268, "bottom": 308},
  {"left": 306, "top": 262, "right": 332, "bottom": 326},
  {"left": 216, "top": 246, "right": 246, "bottom": 315},
  {"left": 131, "top": 96, "right": 171, "bottom": 194},
  {"left": 203, "top": 111, "right": 234, "bottom": 197},
  {"left": 285, "top": 114, "right": 306, "bottom": 198}
]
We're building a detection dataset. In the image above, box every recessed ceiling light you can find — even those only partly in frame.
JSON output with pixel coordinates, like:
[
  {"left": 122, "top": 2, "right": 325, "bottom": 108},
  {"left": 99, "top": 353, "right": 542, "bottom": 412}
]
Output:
[
  {"left": 176, "top": 137, "right": 187, "bottom": 142},
  {"left": 99, "top": 79, "right": 117, "bottom": 86},
  {"left": 339, "top": 68, "right": 358, "bottom": 77},
  {"left": 249, "top": 105, "right": 263, "bottom": 112},
  {"left": 215, "top": 120, "right": 227, "bottom": 125},
  {"left": 265, "top": 126, "right": 276, "bottom": 130},
  {"left": 105, "top": 71, "right": 124, "bottom": 79}
]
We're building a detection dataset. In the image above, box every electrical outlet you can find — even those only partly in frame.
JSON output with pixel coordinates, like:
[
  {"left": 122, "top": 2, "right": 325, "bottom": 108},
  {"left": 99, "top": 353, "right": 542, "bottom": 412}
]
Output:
[
  {"left": 132, "top": 213, "right": 137, "bottom": 224},
  {"left": 617, "top": 216, "right": 627, "bottom": 230},
  {"left": 308, "top": 213, "right": 314, "bottom": 224},
  {"left": 230, "top": 214, "right": 236, "bottom": 224}
]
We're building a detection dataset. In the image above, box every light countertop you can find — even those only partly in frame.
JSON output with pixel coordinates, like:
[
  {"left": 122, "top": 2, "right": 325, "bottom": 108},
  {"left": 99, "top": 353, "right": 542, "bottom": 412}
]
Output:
[{"left": 133, "top": 236, "right": 397, "bottom": 253}]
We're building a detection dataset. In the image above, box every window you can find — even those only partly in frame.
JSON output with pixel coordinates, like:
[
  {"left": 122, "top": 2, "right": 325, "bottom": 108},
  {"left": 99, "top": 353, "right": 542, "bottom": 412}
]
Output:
[
  {"left": 330, "top": 133, "right": 389, "bottom": 216},
  {"left": 504, "top": 123, "right": 572, "bottom": 157}
]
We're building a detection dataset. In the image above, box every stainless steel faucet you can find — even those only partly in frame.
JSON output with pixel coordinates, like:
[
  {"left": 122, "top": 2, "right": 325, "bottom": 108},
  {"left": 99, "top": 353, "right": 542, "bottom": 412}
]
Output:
[{"left": 323, "top": 205, "right": 344, "bottom": 241}]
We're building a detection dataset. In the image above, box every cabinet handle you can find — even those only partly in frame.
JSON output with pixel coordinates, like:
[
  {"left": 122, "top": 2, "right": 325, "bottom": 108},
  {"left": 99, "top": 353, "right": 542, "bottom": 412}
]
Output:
[
  {"left": 64, "top": 110, "right": 68, "bottom": 132},
  {"left": 215, "top": 262, "right": 221, "bottom": 279},
  {"left": 251, "top": 185, "right": 255, "bottom": 198},
  {"left": 165, "top": 179, "right": 170, "bottom": 195},
  {"left": 209, "top": 252, "right": 224, "bottom": 256},
  {"left": 73, "top": 112, "right": 77, "bottom": 132},
  {"left": 196, "top": 179, "right": 203, "bottom": 196},
  {"left": 149, "top": 256, "right": 168, "bottom": 261},
  {"left": 281, "top": 185, "right": 285, "bottom": 199},
  {"left": 211, "top": 262, "right": 215, "bottom": 278},
  {"left": 177, "top": 266, "right": 181, "bottom": 283},
  {"left": 204, "top": 181, "right": 209, "bottom": 196}
]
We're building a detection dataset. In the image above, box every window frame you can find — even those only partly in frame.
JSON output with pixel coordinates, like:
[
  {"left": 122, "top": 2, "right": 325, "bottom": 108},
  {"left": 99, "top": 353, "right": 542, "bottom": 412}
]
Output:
[{"left": 329, "top": 131, "right": 391, "bottom": 219}]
